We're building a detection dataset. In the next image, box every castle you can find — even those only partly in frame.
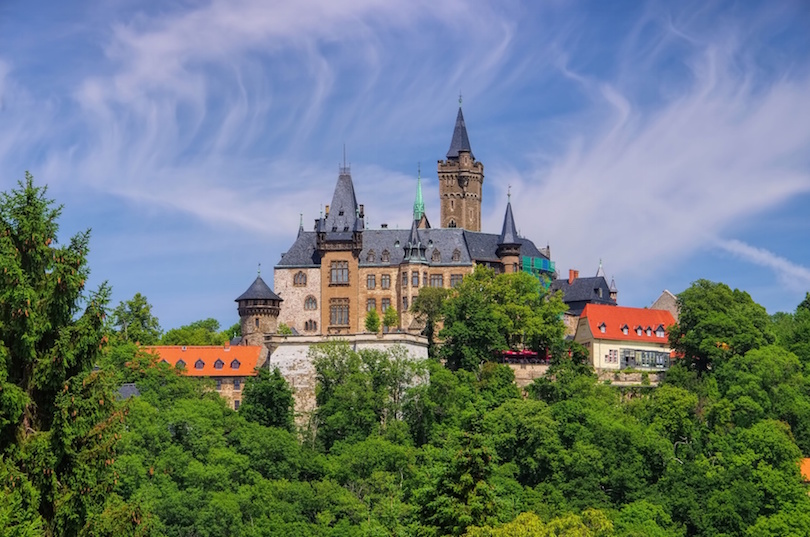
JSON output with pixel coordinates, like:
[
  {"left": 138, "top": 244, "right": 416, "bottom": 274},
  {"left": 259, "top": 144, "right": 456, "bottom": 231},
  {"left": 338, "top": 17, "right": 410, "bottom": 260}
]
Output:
[{"left": 269, "top": 105, "right": 556, "bottom": 337}]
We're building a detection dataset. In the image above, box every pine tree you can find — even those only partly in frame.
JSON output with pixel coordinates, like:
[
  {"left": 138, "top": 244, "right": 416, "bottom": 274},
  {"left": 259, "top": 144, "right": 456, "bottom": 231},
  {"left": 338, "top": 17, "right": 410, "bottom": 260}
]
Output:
[{"left": 0, "top": 173, "right": 131, "bottom": 535}]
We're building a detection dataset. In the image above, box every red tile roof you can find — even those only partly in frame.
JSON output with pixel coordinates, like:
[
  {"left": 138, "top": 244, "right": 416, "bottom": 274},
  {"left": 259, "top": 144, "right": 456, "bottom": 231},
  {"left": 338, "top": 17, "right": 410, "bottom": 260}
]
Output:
[
  {"left": 580, "top": 304, "right": 677, "bottom": 343},
  {"left": 801, "top": 458, "right": 810, "bottom": 482},
  {"left": 143, "top": 345, "right": 262, "bottom": 377}
]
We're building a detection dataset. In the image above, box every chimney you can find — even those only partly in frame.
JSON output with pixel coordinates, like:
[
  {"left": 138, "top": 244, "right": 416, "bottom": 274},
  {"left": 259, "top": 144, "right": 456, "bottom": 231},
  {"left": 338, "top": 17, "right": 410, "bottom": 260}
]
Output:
[
  {"left": 359, "top": 204, "right": 364, "bottom": 218},
  {"left": 568, "top": 269, "right": 579, "bottom": 285},
  {"left": 325, "top": 204, "right": 330, "bottom": 216}
]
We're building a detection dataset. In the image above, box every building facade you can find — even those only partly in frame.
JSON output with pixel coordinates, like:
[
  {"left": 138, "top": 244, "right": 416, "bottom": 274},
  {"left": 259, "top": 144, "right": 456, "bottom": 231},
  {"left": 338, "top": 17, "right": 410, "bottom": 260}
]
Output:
[{"left": 274, "top": 105, "right": 556, "bottom": 336}]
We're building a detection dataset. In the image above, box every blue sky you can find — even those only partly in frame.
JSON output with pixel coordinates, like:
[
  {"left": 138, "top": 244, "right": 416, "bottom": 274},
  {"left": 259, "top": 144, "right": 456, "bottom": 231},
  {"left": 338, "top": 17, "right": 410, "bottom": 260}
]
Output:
[{"left": 2, "top": 0, "right": 809, "bottom": 331}]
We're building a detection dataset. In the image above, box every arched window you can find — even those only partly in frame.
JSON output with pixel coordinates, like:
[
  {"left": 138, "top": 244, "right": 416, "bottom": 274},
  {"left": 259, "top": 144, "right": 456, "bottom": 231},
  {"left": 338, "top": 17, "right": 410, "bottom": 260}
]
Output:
[
  {"left": 366, "top": 249, "right": 376, "bottom": 263},
  {"left": 304, "top": 296, "right": 317, "bottom": 310},
  {"left": 431, "top": 250, "right": 441, "bottom": 263},
  {"left": 195, "top": 359, "right": 204, "bottom": 370},
  {"left": 214, "top": 359, "right": 224, "bottom": 369},
  {"left": 305, "top": 319, "right": 318, "bottom": 331},
  {"left": 381, "top": 250, "right": 390, "bottom": 263},
  {"left": 294, "top": 271, "right": 307, "bottom": 286},
  {"left": 448, "top": 220, "right": 457, "bottom": 228},
  {"left": 452, "top": 249, "right": 461, "bottom": 262}
]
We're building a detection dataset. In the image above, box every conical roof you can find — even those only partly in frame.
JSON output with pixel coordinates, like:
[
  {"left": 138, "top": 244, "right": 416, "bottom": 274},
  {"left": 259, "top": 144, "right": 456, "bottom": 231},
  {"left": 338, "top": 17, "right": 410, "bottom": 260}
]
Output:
[
  {"left": 413, "top": 170, "right": 425, "bottom": 221},
  {"left": 498, "top": 201, "right": 519, "bottom": 245},
  {"left": 609, "top": 278, "right": 618, "bottom": 293},
  {"left": 406, "top": 218, "right": 426, "bottom": 261},
  {"left": 596, "top": 260, "right": 605, "bottom": 278},
  {"left": 321, "top": 168, "right": 361, "bottom": 235},
  {"left": 235, "top": 275, "right": 281, "bottom": 302},
  {"left": 446, "top": 107, "right": 474, "bottom": 160}
]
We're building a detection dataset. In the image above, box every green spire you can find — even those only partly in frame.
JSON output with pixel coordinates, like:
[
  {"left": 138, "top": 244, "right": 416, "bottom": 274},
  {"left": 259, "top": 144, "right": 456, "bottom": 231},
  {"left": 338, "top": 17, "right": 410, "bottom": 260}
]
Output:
[{"left": 413, "top": 163, "right": 425, "bottom": 221}]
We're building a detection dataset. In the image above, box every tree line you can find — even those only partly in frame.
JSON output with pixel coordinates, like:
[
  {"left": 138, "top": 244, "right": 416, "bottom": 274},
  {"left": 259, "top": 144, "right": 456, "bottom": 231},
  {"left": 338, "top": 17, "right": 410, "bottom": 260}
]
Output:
[{"left": 2, "top": 174, "right": 810, "bottom": 536}]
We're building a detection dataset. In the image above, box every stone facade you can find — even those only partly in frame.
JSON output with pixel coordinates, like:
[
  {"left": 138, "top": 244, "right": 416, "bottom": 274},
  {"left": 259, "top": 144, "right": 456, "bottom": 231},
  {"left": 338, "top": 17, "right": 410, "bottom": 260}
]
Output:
[
  {"left": 438, "top": 152, "right": 484, "bottom": 231},
  {"left": 274, "top": 267, "right": 321, "bottom": 334}
]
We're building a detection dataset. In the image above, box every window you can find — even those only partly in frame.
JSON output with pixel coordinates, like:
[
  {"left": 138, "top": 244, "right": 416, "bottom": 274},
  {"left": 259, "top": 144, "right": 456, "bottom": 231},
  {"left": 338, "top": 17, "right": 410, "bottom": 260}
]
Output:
[
  {"left": 305, "top": 319, "right": 317, "bottom": 331},
  {"left": 214, "top": 359, "right": 224, "bottom": 369},
  {"left": 431, "top": 250, "right": 441, "bottom": 262},
  {"left": 402, "top": 296, "right": 408, "bottom": 310},
  {"left": 234, "top": 400, "right": 240, "bottom": 410},
  {"left": 195, "top": 359, "right": 204, "bottom": 370},
  {"left": 621, "top": 324, "right": 629, "bottom": 335},
  {"left": 366, "top": 250, "right": 376, "bottom": 263},
  {"left": 367, "top": 298, "right": 376, "bottom": 312},
  {"left": 294, "top": 271, "right": 307, "bottom": 286},
  {"left": 449, "top": 220, "right": 457, "bottom": 228},
  {"left": 255, "top": 318, "right": 259, "bottom": 328},
  {"left": 215, "top": 379, "right": 222, "bottom": 390},
  {"left": 430, "top": 274, "right": 444, "bottom": 287},
  {"left": 450, "top": 274, "right": 463, "bottom": 287},
  {"left": 381, "top": 298, "right": 391, "bottom": 312},
  {"left": 598, "top": 322, "right": 606, "bottom": 334},
  {"left": 176, "top": 359, "right": 186, "bottom": 368},
  {"left": 394, "top": 240, "right": 400, "bottom": 248},
  {"left": 367, "top": 274, "right": 376, "bottom": 289},
  {"left": 234, "top": 378, "right": 241, "bottom": 391},
  {"left": 381, "top": 250, "right": 390, "bottom": 263},
  {"left": 597, "top": 288, "right": 603, "bottom": 298},
  {"left": 330, "top": 298, "right": 349, "bottom": 326},
  {"left": 646, "top": 327, "right": 652, "bottom": 337},
  {"left": 402, "top": 272, "right": 408, "bottom": 287},
  {"left": 230, "top": 359, "right": 240, "bottom": 369},
  {"left": 412, "top": 271, "right": 419, "bottom": 287},
  {"left": 423, "top": 271, "right": 428, "bottom": 286},
  {"left": 330, "top": 261, "right": 349, "bottom": 284},
  {"left": 305, "top": 296, "right": 317, "bottom": 310},
  {"left": 656, "top": 325, "right": 666, "bottom": 338},
  {"left": 381, "top": 274, "right": 391, "bottom": 289},
  {"left": 636, "top": 326, "right": 643, "bottom": 336},
  {"left": 452, "top": 249, "right": 461, "bottom": 262}
]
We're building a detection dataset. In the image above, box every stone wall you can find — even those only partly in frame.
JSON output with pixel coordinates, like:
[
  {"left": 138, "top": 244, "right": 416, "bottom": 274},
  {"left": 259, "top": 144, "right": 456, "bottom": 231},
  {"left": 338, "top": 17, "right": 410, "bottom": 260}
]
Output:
[
  {"left": 274, "top": 267, "right": 321, "bottom": 334},
  {"left": 264, "top": 333, "right": 429, "bottom": 421}
]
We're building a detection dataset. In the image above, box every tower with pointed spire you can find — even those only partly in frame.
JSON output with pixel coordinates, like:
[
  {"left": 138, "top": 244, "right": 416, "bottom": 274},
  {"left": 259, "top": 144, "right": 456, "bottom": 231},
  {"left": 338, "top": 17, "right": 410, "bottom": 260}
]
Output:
[
  {"left": 235, "top": 273, "right": 282, "bottom": 346},
  {"left": 496, "top": 191, "right": 521, "bottom": 273},
  {"left": 438, "top": 100, "right": 484, "bottom": 231}
]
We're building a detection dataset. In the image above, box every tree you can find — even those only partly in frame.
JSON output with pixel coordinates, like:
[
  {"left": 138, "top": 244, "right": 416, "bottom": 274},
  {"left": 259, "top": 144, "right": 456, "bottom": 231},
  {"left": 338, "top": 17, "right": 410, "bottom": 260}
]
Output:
[
  {"left": 365, "top": 308, "right": 380, "bottom": 333},
  {"left": 239, "top": 367, "right": 295, "bottom": 431},
  {"left": 111, "top": 292, "right": 162, "bottom": 345},
  {"left": 382, "top": 306, "right": 399, "bottom": 332},
  {"left": 161, "top": 318, "right": 229, "bottom": 345},
  {"left": 670, "top": 279, "right": 774, "bottom": 374},
  {"left": 0, "top": 174, "right": 137, "bottom": 535},
  {"left": 410, "top": 286, "right": 449, "bottom": 356}
]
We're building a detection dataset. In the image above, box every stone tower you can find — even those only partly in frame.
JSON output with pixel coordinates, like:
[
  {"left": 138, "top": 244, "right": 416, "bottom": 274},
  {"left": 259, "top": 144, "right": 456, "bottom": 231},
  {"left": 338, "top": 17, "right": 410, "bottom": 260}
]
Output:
[
  {"left": 438, "top": 105, "right": 484, "bottom": 230},
  {"left": 235, "top": 275, "right": 282, "bottom": 346}
]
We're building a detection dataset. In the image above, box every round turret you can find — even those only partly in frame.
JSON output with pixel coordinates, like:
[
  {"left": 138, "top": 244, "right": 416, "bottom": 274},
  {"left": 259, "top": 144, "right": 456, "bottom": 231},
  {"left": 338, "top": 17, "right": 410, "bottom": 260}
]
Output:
[{"left": 235, "top": 275, "right": 282, "bottom": 346}]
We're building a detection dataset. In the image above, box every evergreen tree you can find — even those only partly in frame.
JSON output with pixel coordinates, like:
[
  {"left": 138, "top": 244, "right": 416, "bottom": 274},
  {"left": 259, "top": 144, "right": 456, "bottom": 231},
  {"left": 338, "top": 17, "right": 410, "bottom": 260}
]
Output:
[{"left": 0, "top": 173, "right": 134, "bottom": 535}]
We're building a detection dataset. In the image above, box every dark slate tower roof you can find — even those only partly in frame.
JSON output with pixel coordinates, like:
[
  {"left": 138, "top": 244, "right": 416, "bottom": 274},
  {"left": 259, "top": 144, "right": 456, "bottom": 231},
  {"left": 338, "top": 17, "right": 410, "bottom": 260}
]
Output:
[
  {"left": 446, "top": 107, "right": 475, "bottom": 160},
  {"left": 318, "top": 167, "right": 364, "bottom": 238},
  {"left": 406, "top": 219, "right": 426, "bottom": 261},
  {"left": 498, "top": 200, "right": 519, "bottom": 245},
  {"left": 235, "top": 275, "right": 281, "bottom": 302}
]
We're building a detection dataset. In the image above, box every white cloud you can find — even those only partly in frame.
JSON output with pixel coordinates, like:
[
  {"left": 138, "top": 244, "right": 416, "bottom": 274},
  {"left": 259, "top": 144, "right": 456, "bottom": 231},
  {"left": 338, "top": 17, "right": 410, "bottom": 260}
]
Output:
[{"left": 716, "top": 239, "right": 810, "bottom": 291}]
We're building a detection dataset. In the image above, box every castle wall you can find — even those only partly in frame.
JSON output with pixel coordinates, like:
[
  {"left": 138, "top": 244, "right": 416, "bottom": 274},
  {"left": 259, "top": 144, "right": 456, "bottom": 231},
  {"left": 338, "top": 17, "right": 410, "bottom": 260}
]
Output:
[{"left": 274, "top": 267, "right": 321, "bottom": 334}]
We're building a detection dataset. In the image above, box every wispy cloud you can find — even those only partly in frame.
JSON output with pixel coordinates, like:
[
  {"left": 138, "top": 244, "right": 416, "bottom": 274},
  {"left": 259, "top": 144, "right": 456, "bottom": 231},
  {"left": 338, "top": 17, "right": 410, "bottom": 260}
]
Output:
[{"left": 716, "top": 239, "right": 810, "bottom": 291}]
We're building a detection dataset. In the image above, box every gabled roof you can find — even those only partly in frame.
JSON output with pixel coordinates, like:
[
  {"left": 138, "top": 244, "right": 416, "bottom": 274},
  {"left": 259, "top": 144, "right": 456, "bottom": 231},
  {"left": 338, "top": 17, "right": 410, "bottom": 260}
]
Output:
[
  {"left": 580, "top": 304, "right": 676, "bottom": 343},
  {"left": 498, "top": 201, "right": 519, "bottom": 246},
  {"left": 550, "top": 276, "right": 616, "bottom": 314},
  {"left": 144, "top": 346, "right": 262, "bottom": 377},
  {"left": 235, "top": 275, "right": 281, "bottom": 302},
  {"left": 446, "top": 107, "right": 474, "bottom": 160}
]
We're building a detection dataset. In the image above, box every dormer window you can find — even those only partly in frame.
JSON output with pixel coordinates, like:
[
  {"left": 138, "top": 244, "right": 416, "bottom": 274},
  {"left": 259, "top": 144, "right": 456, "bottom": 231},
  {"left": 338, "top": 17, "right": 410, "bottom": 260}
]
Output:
[
  {"left": 646, "top": 327, "right": 652, "bottom": 337},
  {"left": 452, "top": 249, "right": 461, "bottom": 262},
  {"left": 160, "top": 359, "right": 168, "bottom": 365},
  {"left": 176, "top": 359, "right": 186, "bottom": 368},
  {"left": 338, "top": 210, "right": 344, "bottom": 216},
  {"left": 195, "top": 359, "right": 205, "bottom": 369},
  {"left": 432, "top": 250, "right": 441, "bottom": 262},
  {"left": 367, "top": 250, "right": 376, "bottom": 263},
  {"left": 394, "top": 240, "right": 400, "bottom": 248},
  {"left": 655, "top": 325, "right": 666, "bottom": 338},
  {"left": 231, "top": 359, "right": 240, "bottom": 369},
  {"left": 381, "top": 250, "right": 390, "bottom": 263},
  {"left": 596, "top": 288, "right": 603, "bottom": 298},
  {"left": 214, "top": 359, "right": 224, "bottom": 369},
  {"left": 598, "top": 322, "right": 606, "bottom": 333},
  {"left": 621, "top": 324, "right": 628, "bottom": 336},
  {"left": 636, "top": 326, "right": 643, "bottom": 336}
]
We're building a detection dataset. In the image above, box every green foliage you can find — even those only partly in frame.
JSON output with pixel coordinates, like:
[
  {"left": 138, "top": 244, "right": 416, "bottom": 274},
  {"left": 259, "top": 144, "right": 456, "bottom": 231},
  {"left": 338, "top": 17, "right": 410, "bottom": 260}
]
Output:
[
  {"left": 111, "top": 293, "right": 162, "bottom": 345},
  {"left": 411, "top": 286, "right": 450, "bottom": 356},
  {"left": 161, "top": 318, "right": 230, "bottom": 345},
  {"left": 364, "top": 308, "right": 380, "bottom": 333},
  {"left": 239, "top": 367, "right": 295, "bottom": 431},
  {"left": 382, "top": 306, "right": 399, "bottom": 330},
  {"left": 670, "top": 279, "right": 775, "bottom": 374},
  {"left": 277, "top": 322, "right": 293, "bottom": 335}
]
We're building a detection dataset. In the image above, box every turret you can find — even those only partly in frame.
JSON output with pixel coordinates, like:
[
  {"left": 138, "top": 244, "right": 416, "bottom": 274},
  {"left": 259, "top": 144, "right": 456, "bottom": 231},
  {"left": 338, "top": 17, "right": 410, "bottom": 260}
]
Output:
[
  {"left": 438, "top": 99, "right": 484, "bottom": 230},
  {"left": 235, "top": 274, "right": 282, "bottom": 346},
  {"left": 497, "top": 191, "right": 521, "bottom": 273}
]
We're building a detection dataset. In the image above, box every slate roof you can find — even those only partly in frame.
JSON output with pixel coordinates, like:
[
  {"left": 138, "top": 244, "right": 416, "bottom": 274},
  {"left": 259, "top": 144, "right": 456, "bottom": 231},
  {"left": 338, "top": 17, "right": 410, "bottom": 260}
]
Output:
[
  {"left": 276, "top": 231, "right": 321, "bottom": 267},
  {"left": 318, "top": 170, "right": 364, "bottom": 238},
  {"left": 446, "top": 107, "right": 475, "bottom": 160},
  {"left": 498, "top": 201, "right": 518, "bottom": 245},
  {"left": 144, "top": 346, "right": 262, "bottom": 377},
  {"left": 235, "top": 275, "right": 282, "bottom": 302},
  {"left": 550, "top": 276, "right": 616, "bottom": 315}
]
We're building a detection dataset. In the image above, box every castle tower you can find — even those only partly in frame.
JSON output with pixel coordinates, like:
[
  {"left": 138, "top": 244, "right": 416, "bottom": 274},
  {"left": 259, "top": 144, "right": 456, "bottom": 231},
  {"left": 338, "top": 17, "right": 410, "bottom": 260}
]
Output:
[
  {"left": 315, "top": 163, "right": 364, "bottom": 334},
  {"left": 438, "top": 103, "right": 484, "bottom": 230},
  {"left": 235, "top": 274, "right": 282, "bottom": 346},
  {"left": 496, "top": 193, "right": 521, "bottom": 274}
]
